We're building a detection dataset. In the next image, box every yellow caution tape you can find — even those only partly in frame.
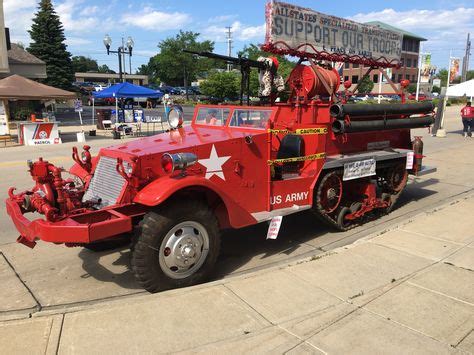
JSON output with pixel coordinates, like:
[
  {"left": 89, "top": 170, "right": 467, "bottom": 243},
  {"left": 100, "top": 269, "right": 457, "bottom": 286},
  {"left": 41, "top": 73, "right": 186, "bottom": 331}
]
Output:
[
  {"left": 267, "top": 152, "right": 326, "bottom": 165},
  {"left": 268, "top": 127, "right": 328, "bottom": 135}
]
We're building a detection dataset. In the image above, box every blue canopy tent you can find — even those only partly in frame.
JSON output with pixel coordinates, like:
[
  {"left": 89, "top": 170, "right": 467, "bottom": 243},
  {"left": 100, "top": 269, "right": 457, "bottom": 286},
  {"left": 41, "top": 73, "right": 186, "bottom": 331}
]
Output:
[{"left": 91, "top": 82, "right": 163, "bottom": 126}]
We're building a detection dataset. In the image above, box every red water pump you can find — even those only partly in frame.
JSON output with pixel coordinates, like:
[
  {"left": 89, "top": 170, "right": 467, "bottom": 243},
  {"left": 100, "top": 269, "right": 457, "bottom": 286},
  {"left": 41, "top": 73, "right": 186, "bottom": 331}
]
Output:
[{"left": 8, "top": 153, "right": 88, "bottom": 222}]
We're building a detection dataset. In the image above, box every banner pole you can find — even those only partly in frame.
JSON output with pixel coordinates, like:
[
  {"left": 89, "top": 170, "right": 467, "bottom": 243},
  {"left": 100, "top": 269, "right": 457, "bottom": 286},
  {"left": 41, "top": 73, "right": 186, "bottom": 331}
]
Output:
[
  {"left": 377, "top": 69, "right": 383, "bottom": 104},
  {"left": 447, "top": 50, "right": 452, "bottom": 87},
  {"left": 415, "top": 43, "right": 423, "bottom": 101}
]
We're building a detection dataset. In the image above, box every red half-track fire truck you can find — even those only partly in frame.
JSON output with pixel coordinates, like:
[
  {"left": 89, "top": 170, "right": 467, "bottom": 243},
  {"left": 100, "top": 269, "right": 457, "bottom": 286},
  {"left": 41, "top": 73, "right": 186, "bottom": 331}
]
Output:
[{"left": 5, "top": 3, "right": 436, "bottom": 292}]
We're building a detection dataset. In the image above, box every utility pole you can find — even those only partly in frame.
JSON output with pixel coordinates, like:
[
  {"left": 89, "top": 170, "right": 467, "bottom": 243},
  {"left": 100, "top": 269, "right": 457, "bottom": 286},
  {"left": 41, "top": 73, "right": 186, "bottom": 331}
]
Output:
[
  {"left": 461, "top": 33, "right": 471, "bottom": 82},
  {"left": 226, "top": 26, "right": 233, "bottom": 72}
]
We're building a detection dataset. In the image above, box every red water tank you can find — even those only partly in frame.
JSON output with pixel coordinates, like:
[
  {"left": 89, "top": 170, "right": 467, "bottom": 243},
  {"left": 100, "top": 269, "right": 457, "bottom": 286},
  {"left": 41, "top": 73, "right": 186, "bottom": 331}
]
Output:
[{"left": 288, "top": 64, "right": 340, "bottom": 98}]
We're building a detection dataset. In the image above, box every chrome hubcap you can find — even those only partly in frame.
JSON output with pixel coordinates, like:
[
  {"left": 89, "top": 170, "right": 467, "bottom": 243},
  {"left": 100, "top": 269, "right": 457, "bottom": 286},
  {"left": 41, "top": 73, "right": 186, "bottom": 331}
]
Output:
[{"left": 159, "top": 221, "right": 209, "bottom": 279}]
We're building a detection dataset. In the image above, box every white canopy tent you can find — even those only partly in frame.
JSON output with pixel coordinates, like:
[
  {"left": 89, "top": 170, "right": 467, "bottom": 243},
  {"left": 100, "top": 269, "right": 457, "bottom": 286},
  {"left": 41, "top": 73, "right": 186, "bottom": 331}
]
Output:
[{"left": 446, "top": 79, "right": 474, "bottom": 99}]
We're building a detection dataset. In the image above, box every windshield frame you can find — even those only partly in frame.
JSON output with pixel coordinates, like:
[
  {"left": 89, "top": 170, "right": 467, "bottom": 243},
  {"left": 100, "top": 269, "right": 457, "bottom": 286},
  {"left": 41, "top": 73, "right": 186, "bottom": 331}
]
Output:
[{"left": 192, "top": 104, "right": 277, "bottom": 131}]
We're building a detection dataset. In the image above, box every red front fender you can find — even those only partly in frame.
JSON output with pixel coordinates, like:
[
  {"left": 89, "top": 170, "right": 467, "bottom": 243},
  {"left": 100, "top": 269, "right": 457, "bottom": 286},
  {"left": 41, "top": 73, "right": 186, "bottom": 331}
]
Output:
[{"left": 133, "top": 175, "right": 257, "bottom": 229}]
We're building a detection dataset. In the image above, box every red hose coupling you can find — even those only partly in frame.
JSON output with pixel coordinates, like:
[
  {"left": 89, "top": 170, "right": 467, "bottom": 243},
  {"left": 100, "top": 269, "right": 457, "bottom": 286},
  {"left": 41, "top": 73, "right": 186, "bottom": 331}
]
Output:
[{"left": 29, "top": 194, "right": 59, "bottom": 221}]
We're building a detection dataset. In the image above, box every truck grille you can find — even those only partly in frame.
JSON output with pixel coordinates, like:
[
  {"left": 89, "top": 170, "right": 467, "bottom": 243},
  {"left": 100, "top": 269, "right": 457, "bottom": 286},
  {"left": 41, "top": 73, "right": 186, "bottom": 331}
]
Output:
[{"left": 82, "top": 156, "right": 126, "bottom": 208}]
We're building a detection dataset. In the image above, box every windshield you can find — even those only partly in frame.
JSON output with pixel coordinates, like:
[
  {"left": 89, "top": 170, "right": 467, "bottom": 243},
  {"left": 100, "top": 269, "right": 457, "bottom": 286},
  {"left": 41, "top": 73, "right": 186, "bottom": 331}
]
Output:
[
  {"left": 229, "top": 109, "right": 272, "bottom": 130},
  {"left": 195, "top": 107, "right": 230, "bottom": 126}
]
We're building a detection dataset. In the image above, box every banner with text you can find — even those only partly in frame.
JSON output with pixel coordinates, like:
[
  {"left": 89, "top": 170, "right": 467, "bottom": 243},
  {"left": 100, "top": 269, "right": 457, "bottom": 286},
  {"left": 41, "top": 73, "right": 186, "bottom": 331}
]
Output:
[
  {"left": 265, "top": 1, "right": 402, "bottom": 65},
  {"left": 420, "top": 54, "right": 432, "bottom": 83},
  {"left": 449, "top": 58, "right": 460, "bottom": 84}
]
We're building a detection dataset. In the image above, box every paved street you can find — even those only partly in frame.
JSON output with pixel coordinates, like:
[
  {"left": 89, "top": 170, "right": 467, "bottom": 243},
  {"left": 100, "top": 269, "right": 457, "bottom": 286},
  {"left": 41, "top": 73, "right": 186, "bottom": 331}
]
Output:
[{"left": 0, "top": 105, "right": 473, "bottom": 353}]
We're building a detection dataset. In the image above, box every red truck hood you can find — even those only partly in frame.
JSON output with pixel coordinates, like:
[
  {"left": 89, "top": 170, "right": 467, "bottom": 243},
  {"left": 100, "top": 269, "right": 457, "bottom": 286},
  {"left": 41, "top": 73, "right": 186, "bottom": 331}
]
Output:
[{"left": 99, "top": 125, "right": 261, "bottom": 158}]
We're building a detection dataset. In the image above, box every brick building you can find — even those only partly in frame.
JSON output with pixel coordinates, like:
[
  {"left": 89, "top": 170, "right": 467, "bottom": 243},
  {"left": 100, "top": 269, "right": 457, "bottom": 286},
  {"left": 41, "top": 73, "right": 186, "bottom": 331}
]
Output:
[{"left": 342, "top": 21, "right": 426, "bottom": 93}]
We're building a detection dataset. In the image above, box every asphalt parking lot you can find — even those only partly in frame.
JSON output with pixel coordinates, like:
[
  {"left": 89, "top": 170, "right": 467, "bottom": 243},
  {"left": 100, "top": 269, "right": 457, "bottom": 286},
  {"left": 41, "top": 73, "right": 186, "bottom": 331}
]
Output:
[{"left": 0, "top": 105, "right": 472, "bottom": 314}]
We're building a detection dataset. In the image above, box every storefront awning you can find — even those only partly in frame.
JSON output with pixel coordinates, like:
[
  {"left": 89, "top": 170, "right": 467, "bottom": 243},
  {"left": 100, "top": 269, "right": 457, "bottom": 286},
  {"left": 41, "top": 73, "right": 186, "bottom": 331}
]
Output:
[{"left": 0, "top": 74, "right": 76, "bottom": 100}]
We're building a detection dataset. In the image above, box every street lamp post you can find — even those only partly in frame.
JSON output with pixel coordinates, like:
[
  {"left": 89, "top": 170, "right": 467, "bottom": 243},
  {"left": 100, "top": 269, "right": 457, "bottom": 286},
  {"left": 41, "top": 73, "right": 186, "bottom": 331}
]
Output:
[{"left": 103, "top": 34, "right": 134, "bottom": 83}]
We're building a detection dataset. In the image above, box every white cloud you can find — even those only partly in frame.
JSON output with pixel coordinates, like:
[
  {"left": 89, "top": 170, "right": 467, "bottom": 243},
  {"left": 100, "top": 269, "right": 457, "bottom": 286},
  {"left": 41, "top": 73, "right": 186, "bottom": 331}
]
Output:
[
  {"left": 4, "top": 0, "right": 36, "bottom": 13},
  {"left": 79, "top": 5, "right": 99, "bottom": 16},
  {"left": 208, "top": 14, "right": 238, "bottom": 23},
  {"left": 239, "top": 24, "right": 265, "bottom": 41},
  {"left": 201, "top": 21, "right": 265, "bottom": 42},
  {"left": 351, "top": 7, "right": 474, "bottom": 31},
  {"left": 121, "top": 7, "right": 190, "bottom": 31},
  {"left": 133, "top": 49, "right": 158, "bottom": 59},
  {"left": 65, "top": 37, "right": 92, "bottom": 46},
  {"left": 3, "top": 0, "right": 36, "bottom": 42},
  {"left": 351, "top": 8, "right": 474, "bottom": 50},
  {"left": 56, "top": 0, "right": 101, "bottom": 34}
]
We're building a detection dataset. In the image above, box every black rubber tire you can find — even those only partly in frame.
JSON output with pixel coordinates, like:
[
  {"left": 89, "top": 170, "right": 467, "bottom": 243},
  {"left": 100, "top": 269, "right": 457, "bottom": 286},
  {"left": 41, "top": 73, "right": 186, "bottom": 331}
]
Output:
[
  {"left": 336, "top": 207, "right": 352, "bottom": 231},
  {"left": 131, "top": 201, "right": 220, "bottom": 293},
  {"left": 84, "top": 235, "right": 131, "bottom": 252}
]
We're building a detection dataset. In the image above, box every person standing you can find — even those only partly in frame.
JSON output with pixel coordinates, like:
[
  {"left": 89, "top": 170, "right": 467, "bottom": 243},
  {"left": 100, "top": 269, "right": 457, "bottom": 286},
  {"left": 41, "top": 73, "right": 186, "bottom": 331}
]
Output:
[{"left": 461, "top": 101, "right": 474, "bottom": 137}]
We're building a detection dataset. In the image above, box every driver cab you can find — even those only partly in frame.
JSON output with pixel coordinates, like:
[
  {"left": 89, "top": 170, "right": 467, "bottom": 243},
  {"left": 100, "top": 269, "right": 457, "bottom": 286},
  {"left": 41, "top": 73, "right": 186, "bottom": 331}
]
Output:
[{"left": 193, "top": 105, "right": 272, "bottom": 130}]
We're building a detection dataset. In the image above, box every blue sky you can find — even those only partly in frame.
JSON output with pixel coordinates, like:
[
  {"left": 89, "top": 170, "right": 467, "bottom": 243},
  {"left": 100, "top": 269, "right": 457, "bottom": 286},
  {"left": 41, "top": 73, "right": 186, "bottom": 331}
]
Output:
[{"left": 4, "top": 0, "right": 474, "bottom": 74}]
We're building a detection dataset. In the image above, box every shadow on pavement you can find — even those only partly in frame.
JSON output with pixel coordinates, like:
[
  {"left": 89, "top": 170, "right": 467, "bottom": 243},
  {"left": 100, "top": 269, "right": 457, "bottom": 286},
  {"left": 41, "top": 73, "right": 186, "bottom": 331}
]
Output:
[
  {"left": 76, "top": 185, "right": 439, "bottom": 292},
  {"left": 78, "top": 247, "right": 141, "bottom": 290}
]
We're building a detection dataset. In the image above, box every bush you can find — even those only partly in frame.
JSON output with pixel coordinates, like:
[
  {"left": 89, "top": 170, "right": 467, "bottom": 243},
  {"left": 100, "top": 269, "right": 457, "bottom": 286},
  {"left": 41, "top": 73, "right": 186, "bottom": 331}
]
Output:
[{"left": 200, "top": 71, "right": 240, "bottom": 101}]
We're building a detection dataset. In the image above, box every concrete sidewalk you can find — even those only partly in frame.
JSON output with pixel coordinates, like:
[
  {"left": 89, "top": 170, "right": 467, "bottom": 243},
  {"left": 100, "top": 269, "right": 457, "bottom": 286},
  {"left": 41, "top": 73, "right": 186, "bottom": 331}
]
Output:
[{"left": 1, "top": 194, "right": 473, "bottom": 354}]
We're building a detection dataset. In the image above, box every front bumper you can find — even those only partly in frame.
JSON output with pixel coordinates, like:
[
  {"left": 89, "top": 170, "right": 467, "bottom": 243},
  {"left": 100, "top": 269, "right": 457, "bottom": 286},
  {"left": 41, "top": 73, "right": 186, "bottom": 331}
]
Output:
[{"left": 6, "top": 198, "right": 133, "bottom": 248}]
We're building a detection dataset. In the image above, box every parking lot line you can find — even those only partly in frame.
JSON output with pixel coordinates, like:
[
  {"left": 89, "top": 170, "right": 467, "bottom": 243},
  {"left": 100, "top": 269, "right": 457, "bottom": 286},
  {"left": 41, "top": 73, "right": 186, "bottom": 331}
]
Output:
[{"left": 0, "top": 156, "right": 71, "bottom": 168}]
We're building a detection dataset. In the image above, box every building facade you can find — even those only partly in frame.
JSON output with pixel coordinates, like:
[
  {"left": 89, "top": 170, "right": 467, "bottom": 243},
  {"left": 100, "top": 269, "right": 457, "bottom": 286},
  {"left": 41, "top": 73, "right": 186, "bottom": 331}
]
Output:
[
  {"left": 75, "top": 72, "right": 149, "bottom": 86},
  {"left": 1, "top": 43, "right": 47, "bottom": 79},
  {"left": 342, "top": 21, "right": 426, "bottom": 93}
]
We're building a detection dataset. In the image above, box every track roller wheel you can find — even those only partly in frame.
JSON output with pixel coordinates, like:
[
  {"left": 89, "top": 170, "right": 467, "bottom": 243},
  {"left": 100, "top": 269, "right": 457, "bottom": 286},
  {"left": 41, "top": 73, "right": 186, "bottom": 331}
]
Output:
[
  {"left": 336, "top": 207, "right": 353, "bottom": 231},
  {"left": 316, "top": 170, "right": 343, "bottom": 214}
]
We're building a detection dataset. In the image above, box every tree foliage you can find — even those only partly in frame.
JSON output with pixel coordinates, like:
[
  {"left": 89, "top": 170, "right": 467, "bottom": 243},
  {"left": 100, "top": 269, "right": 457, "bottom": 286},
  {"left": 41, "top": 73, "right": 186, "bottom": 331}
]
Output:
[
  {"left": 97, "top": 64, "right": 115, "bottom": 74},
  {"left": 238, "top": 44, "right": 295, "bottom": 96},
  {"left": 145, "top": 31, "right": 216, "bottom": 86},
  {"left": 200, "top": 71, "right": 240, "bottom": 101},
  {"left": 357, "top": 75, "right": 374, "bottom": 93},
  {"left": 27, "top": 0, "right": 73, "bottom": 89},
  {"left": 72, "top": 56, "right": 98, "bottom": 73}
]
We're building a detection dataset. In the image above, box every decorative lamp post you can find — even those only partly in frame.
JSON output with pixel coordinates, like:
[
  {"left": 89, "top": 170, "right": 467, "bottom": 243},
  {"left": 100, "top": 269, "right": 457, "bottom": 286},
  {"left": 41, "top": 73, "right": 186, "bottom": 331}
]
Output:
[
  {"left": 103, "top": 34, "right": 134, "bottom": 83},
  {"left": 126, "top": 36, "right": 134, "bottom": 74}
]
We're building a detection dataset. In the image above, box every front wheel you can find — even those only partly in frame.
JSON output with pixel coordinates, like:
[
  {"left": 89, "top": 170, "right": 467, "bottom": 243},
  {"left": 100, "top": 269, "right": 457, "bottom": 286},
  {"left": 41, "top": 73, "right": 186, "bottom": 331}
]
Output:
[{"left": 131, "top": 201, "right": 220, "bottom": 293}]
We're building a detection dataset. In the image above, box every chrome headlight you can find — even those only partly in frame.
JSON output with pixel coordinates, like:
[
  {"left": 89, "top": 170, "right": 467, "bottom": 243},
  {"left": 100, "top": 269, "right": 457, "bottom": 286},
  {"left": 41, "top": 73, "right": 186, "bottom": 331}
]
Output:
[{"left": 168, "top": 105, "right": 184, "bottom": 129}]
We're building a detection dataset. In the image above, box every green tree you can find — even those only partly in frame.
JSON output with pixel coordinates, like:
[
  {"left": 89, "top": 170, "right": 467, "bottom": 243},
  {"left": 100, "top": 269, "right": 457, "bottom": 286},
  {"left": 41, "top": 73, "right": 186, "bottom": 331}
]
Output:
[
  {"left": 146, "top": 31, "right": 215, "bottom": 87},
  {"left": 72, "top": 56, "right": 98, "bottom": 73},
  {"left": 357, "top": 75, "right": 374, "bottom": 93},
  {"left": 27, "top": 0, "right": 73, "bottom": 89},
  {"left": 200, "top": 71, "right": 240, "bottom": 101},
  {"left": 97, "top": 64, "right": 115, "bottom": 74},
  {"left": 436, "top": 68, "right": 448, "bottom": 87},
  {"left": 238, "top": 44, "right": 295, "bottom": 96},
  {"left": 407, "top": 83, "right": 417, "bottom": 94},
  {"left": 466, "top": 70, "right": 474, "bottom": 81}
]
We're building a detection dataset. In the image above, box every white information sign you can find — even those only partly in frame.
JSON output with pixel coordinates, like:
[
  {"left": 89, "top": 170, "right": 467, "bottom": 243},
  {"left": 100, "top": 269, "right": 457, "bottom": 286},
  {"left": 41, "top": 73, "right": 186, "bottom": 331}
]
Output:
[
  {"left": 266, "top": 216, "right": 283, "bottom": 240},
  {"left": 265, "top": 1, "right": 402, "bottom": 64},
  {"left": 343, "top": 159, "right": 376, "bottom": 181},
  {"left": 74, "top": 99, "right": 83, "bottom": 113},
  {"left": 0, "top": 100, "right": 8, "bottom": 136},
  {"left": 406, "top": 152, "right": 414, "bottom": 169}
]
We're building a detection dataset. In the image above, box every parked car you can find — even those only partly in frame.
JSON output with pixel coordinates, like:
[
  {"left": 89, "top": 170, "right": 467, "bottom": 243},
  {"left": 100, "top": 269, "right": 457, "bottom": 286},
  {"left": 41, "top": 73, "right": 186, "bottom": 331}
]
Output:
[
  {"left": 408, "top": 93, "right": 431, "bottom": 101},
  {"left": 88, "top": 95, "right": 114, "bottom": 106},
  {"left": 159, "top": 86, "right": 181, "bottom": 95},
  {"left": 94, "top": 84, "right": 106, "bottom": 92}
]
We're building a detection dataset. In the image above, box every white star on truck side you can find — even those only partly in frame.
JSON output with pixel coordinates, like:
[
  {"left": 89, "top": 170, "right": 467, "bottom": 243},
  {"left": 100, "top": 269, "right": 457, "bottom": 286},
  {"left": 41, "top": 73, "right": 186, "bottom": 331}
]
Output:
[{"left": 199, "top": 145, "right": 231, "bottom": 180}]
